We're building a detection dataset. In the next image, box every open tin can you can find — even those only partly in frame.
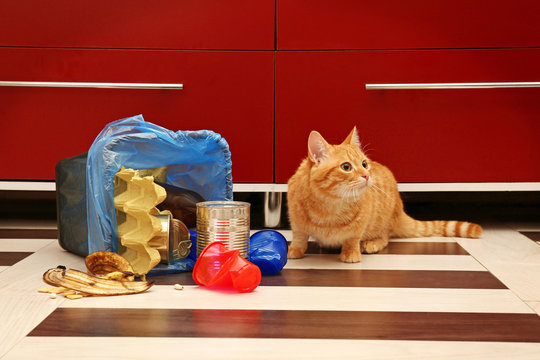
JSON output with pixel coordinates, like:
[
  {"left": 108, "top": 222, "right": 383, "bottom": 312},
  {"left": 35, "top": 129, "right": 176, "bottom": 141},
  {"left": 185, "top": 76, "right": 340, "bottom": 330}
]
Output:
[{"left": 153, "top": 214, "right": 191, "bottom": 264}]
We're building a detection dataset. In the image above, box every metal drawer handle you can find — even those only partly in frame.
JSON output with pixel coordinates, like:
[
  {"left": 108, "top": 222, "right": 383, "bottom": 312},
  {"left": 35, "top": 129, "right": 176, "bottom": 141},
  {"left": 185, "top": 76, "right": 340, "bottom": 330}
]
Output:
[
  {"left": 365, "top": 82, "right": 540, "bottom": 90},
  {"left": 0, "top": 81, "right": 183, "bottom": 90}
]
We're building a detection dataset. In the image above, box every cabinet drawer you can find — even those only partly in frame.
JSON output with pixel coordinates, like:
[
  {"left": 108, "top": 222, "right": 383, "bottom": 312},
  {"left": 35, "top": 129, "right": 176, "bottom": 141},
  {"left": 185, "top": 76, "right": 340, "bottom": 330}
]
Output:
[
  {"left": 0, "top": 48, "right": 274, "bottom": 182},
  {"left": 0, "top": 0, "right": 274, "bottom": 50},
  {"left": 278, "top": 0, "right": 540, "bottom": 50},
  {"left": 275, "top": 49, "right": 540, "bottom": 183}
]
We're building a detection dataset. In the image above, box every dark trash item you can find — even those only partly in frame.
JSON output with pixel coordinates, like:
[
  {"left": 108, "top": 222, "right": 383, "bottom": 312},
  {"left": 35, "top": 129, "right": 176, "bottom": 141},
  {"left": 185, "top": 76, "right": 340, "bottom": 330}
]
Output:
[
  {"left": 156, "top": 182, "right": 205, "bottom": 229},
  {"left": 55, "top": 152, "right": 88, "bottom": 256}
]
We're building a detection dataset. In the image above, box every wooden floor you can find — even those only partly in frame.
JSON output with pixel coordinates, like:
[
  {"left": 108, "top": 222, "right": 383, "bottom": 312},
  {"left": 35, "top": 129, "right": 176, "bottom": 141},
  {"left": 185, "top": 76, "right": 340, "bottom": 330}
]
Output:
[{"left": 1, "top": 219, "right": 540, "bottom": 359}]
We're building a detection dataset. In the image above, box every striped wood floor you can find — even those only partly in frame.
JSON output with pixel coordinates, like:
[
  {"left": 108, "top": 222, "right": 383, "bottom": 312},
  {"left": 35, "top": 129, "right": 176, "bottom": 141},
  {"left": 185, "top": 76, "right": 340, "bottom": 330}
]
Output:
[{"left": 1, "top": 225, "right": 540, "bottom": 359}]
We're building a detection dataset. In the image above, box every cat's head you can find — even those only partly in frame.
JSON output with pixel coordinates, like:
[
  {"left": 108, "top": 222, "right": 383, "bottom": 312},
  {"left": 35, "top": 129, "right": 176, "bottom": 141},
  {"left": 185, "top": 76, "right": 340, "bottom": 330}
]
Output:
[{"left": 307, "top": 127, "right": 371, "bottom": 198}]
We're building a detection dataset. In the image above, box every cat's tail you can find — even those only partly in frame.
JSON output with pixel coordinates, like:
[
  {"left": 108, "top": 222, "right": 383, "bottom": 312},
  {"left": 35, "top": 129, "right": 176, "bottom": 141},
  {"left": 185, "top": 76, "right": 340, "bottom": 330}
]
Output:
[{"left": 392, "top": 213, "right": 482, "bottom": 239}]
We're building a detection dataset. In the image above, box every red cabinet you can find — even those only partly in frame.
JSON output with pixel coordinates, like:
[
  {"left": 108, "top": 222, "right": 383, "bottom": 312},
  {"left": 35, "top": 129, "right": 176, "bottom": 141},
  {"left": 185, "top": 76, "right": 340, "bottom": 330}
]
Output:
[
  {"left": 275, "top": 0, "right": 540, "bottom": 185},
  {"left": 0, "top": 1, "right": 275, "bottom": 182},
  {"left": 0, "top": 48, "right": 274, "bottom": 181},
  {"left": 275, "top": 50, "right": 540, "bottom": 183},
  {"left": 0, "top": 0, "right": 274, "bottom": 50},
  {"left": 2, "top": 1, "right": 540, "bottom": 185},
  {"left": 278, "top": 0, "right": 540, "bottom": 50}
]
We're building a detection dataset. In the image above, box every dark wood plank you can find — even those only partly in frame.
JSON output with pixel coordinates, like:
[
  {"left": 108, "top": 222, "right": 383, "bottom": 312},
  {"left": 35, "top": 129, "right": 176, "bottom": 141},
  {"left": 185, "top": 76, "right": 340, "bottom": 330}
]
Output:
[
  {"left": 520, "top": 232, "right": 540, "bottom": 241},
  {"left": 377, "top": 242, "right": 469, "bottom": 255},
  {"left": 0, "top": 251, "right": 33, "bottom": 266},
  {"left": 259, "top": 269, "right": 506, "bottom": 288},
  {"left": 150, "top": 269, "right": 507, "bottom": 289},
  {"left": 30, "top": 308, "right": 540, "bottom": 342},
  {"left": 0, "top": 229, "right": 57, "bottom": 239},
  {"left": 303, "top": 241, "right": 469, "bottom": 255}
]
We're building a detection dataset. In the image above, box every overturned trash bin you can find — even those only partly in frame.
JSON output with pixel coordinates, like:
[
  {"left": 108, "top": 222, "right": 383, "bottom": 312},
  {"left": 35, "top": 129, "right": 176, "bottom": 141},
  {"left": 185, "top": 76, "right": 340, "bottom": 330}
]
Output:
[{"left": 55, "top": 114, "right": 233, "bottom": 275}]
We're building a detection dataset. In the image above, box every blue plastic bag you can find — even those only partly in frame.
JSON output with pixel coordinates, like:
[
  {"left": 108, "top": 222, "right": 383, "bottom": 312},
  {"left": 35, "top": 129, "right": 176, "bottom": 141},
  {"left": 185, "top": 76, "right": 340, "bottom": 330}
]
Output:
[{"left": 86, "top": 115, "right": 233, "bottom": 273}]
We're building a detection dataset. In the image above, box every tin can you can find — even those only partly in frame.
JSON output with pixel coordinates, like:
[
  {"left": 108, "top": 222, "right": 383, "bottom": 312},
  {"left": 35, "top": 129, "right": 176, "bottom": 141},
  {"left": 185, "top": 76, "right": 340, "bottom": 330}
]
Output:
[
  {"left": 196, "top": 201, "right": 250, "bottom": 258},
  {"left": 152, "top": 214, "right": 191, "bottom": 264}
]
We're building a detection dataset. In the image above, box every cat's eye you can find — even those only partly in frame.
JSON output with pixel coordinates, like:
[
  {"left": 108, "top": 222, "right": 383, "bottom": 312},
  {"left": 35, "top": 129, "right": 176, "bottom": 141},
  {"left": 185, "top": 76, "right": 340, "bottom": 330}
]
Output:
[
  {"left": 340, "top": 162, "right": 353, "bottom": 172},
  {"left": 362, "top": 160, "right": 368, "bottom": 169}
]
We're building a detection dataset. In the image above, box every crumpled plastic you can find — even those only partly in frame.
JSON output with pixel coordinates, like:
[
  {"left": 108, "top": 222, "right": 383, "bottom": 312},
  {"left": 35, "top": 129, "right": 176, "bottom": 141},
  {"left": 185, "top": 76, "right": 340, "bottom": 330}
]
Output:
[
  {"left": 86, "top": 114, "right": 233, "bottom": 274},
  {"left": 193, "top": 241, "right": 261, "bottom": 293},
  {"left": 248, "top": 230, "right": 288, "bottom": 275}
]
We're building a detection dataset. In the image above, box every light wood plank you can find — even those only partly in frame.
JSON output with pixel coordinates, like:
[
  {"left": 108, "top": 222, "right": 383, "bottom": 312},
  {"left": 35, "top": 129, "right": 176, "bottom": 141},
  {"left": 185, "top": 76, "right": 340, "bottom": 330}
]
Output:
[
  {"left": 457, "top": 227, "right": 540, "bottom": 301},
  {"left": 0, "top": 242, "right": 83, "bottom": 358},
  {"left": 0, "top": 239, "right": 55, "bottom": 252},
  {"left": 0, "top": 295, "right": 66, "bottom": 358},
  {"left": 6, "top": 337, "right": 540, "bottom": 360},
  {"left": 526, "top": 302, "right": 540, "bottom": 316},
  {"left": 0, "top": 243, "right": 84, "bottom": 294},
  {"left": 61, "top": 285, "right": 533, "bottom": 314}
]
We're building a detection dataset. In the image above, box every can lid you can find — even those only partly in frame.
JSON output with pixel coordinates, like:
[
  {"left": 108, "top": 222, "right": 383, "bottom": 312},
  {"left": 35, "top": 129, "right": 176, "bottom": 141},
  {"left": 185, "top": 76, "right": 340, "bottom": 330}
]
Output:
[{"left": 196, "top": 201, "right": 250, "bottom": 208}]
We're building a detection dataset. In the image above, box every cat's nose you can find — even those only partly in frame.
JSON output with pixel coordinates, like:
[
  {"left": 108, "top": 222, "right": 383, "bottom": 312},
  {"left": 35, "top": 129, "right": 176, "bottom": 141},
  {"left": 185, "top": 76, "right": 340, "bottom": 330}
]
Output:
[{"left": 363, "top": 173, "right": 370, "bottom": 181}]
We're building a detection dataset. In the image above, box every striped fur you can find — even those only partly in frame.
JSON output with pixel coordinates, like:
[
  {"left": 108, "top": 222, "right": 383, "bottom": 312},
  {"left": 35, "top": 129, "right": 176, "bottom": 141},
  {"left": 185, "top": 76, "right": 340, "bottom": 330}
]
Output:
[
  {"left": 287, "top": 128, "right": 483, "bottom": 263},
  {"left": 392, "top": 215, "right": 483, "bottom": 239}
]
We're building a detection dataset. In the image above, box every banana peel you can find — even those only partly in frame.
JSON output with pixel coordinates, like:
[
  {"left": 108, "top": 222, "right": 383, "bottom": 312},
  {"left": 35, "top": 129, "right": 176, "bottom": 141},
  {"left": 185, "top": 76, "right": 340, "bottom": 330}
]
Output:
[
  {"left": 43, "top": 266, "right": 153, "bottom": 296},
  {"left": 86, "top": 251, "right": 135, "bottom": 281}
]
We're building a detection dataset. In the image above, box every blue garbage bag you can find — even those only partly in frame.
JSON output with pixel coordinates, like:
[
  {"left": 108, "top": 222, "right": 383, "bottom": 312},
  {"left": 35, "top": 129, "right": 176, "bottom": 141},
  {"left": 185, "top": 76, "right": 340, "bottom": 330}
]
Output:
[{"left": 86, "top": 114, "right": 233, "bottom": 273}]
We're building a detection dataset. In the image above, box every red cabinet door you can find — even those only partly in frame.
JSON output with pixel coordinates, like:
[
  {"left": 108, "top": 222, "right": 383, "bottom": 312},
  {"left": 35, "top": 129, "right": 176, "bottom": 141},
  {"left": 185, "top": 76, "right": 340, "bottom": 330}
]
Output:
[
  {"left": 0, "top": 48, "right": 274, "bottom": 182},
  {"left": 0, "top": 0, "right": 275, "bottom": 50},
  {"left": 276, "top": 49, "right": 540, "bottom": 183},
  {"left": 278, "top": 0, "right": 540, "bottom": 50}
]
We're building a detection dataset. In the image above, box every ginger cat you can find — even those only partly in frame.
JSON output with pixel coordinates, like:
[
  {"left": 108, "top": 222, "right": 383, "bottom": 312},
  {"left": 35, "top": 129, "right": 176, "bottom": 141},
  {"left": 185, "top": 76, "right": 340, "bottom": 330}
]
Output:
[{"left": 287, "top": 127, "right": 482, "bottom": 263}]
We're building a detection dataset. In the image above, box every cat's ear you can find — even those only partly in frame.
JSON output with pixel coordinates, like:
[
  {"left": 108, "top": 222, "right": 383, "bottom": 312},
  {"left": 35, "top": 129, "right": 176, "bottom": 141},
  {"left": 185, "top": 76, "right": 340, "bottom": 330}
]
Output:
[
  {"left": 343, "top": 127, "right": 361, "bottom": 148},
  {"left": 308, "top": 131, "right": 330, "bottom": 164}
]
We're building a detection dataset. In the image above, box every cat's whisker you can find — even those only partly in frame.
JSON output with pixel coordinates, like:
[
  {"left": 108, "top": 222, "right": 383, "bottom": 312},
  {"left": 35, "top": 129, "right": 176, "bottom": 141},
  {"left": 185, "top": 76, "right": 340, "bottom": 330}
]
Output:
[
  {"left": 361, "top": 143, "right": 373, "bottom": 156},
  {"left": 369, "top": 186, "right": 383, "bottom": 197},
  {"left": 340, "top": 182, "right": 366, "bottom": 203},
  {"left": 371, "top": 183, "right": 389, "bottom": 198},
  {"left": 349, "top": 185, "right": 356, "bottom": 196},
  {"left": 339, "top": 187, "right": 354, "bottom": 205},
  {"left": 351, "top": 186, "right": 362, "bottom": 200},
  {"left": 355, "top": 187, "right": 363, "bottom": 201}
]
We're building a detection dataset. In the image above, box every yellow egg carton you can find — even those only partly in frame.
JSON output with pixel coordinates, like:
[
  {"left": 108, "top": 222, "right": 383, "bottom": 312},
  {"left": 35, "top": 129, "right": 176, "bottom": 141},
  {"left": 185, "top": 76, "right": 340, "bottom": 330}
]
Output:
[{"left": 114, "top": 167, "right": 170, "bottom": 279}]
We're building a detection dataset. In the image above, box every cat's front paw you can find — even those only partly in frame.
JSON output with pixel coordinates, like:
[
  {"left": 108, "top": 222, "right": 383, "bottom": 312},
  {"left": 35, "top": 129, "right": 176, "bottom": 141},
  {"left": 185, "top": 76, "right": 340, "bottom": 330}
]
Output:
[
  {"left": 361, "top": 239, "right": 387, "bottom": 254},
  {"left": 288, "top": 247, "right": 306, "bottom": 259},
  {"left": 340, "top": 249, "right": 362, "bottom": 263}
]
